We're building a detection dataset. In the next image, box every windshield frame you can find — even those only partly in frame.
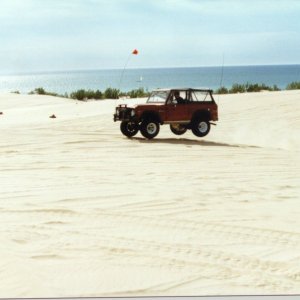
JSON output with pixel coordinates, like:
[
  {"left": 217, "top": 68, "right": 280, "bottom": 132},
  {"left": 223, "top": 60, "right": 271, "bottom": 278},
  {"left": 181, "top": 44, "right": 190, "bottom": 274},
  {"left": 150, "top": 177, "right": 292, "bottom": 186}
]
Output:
[{"left": 147, "top": 90, "right": 170, "bottom": 103}]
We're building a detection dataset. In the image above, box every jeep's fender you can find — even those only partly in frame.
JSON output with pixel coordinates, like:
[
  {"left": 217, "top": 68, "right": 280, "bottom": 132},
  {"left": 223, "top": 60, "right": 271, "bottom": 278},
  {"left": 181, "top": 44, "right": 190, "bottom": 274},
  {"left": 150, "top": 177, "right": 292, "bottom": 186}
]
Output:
[{"left": 140, "top": 111, "right": 162, "bottom": 124}]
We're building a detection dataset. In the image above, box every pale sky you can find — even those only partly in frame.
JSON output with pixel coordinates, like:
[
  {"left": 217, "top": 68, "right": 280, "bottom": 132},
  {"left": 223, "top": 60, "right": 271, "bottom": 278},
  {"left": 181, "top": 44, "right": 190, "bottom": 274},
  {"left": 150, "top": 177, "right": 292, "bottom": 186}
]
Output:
[{"left": 0, "top": 0, "right": 299, "bottom": 73}]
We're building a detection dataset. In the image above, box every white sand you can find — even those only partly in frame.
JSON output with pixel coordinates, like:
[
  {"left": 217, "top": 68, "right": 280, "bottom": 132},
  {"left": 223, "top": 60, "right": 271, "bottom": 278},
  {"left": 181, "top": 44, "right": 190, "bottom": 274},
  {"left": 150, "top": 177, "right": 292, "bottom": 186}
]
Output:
[{"left": 0, "top": 90, "right": 299, "bottom": 297}]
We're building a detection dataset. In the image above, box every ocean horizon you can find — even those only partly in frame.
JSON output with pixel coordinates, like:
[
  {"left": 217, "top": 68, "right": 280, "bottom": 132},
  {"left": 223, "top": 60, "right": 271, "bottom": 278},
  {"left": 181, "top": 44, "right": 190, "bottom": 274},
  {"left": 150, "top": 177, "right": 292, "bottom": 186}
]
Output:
[{"left": 0, "top": 64, "right": 299, "bottom": 95}]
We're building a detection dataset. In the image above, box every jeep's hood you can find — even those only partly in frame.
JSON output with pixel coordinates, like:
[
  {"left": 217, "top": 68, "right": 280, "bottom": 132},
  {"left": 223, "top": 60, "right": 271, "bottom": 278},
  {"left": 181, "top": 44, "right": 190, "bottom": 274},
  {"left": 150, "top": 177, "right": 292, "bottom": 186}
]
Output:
[{"left": 133, "top": 103, "right": 164, "bottom": 109}]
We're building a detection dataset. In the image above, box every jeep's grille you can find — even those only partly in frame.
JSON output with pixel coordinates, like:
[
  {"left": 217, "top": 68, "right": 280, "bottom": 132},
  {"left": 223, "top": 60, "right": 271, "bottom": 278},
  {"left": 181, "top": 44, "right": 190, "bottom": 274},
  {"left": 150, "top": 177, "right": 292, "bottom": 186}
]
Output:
[{"left": 114, "top": 106, "right": 133, "bottom": 121}]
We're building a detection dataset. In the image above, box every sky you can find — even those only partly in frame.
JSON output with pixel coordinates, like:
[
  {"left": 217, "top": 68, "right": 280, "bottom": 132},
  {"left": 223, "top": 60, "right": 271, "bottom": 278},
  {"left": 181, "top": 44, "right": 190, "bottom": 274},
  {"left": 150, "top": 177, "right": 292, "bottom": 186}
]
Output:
[{"left": 0, "top": 0, "right": 300, "bottom": 73}]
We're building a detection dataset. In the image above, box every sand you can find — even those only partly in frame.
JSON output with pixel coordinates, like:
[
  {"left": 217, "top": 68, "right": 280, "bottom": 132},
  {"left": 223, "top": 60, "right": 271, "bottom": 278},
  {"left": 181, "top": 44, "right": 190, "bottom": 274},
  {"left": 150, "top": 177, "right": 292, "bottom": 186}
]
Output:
[{"left": 0, "top": 90, "right": 299, "bottom": 297}]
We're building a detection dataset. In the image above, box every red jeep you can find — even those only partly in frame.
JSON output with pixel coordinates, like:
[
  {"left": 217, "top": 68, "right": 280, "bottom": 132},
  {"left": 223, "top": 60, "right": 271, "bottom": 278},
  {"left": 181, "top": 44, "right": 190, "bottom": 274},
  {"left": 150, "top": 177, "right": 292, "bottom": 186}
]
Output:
[{"left": 113, "top": 88, "right": 218, "bottom": 139}]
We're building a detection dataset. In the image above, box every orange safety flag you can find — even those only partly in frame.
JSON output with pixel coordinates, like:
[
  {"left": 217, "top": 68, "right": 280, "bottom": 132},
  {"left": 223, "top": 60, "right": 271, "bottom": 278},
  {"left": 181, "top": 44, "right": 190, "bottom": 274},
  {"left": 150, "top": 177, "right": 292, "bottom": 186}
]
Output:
[{"left": 132, "top": 49, "right": 138, "bottom": 55}]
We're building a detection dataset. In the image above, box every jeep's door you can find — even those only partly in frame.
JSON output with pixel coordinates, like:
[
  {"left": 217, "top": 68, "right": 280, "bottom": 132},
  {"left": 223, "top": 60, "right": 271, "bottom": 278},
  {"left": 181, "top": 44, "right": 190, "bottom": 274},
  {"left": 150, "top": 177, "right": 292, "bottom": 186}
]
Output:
[
  {"left": 165, "top": 103, "right": 189, "bottom": 123},
  {"left": 165, "top": 90, "right": 189, "bottom": 123}
]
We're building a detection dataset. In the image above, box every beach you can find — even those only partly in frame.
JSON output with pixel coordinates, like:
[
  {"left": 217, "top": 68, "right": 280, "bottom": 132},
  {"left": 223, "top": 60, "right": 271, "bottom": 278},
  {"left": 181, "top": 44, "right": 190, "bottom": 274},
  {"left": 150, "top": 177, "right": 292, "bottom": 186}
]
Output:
[{"left": 0, "top": 90, "right": 299, "bottom": 297}]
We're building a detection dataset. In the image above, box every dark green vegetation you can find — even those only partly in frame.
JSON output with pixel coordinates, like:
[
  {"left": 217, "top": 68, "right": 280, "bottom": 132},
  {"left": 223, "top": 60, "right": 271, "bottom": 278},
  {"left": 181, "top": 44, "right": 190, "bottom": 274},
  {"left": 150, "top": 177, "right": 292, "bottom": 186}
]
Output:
[
  {"left": 286, "top": 81, "right": 300, "bottom": 90},
  {"left": 215, "top": 81, "right": 300, "bottom": 94},
  {"left": 18, "top": 81, "right": 300, "bottom": 100},
  {"left": 28, "top": 87, "right": 68, "bottom": 98},
  {"left": 215, "top": 83, "right": 281, "bottom": 94},
  {"left": 70, "top": 89, "right": 102, "bottom": 100},
  {"left": 27, "top": 87, "right": 150, "bottom": 100}
]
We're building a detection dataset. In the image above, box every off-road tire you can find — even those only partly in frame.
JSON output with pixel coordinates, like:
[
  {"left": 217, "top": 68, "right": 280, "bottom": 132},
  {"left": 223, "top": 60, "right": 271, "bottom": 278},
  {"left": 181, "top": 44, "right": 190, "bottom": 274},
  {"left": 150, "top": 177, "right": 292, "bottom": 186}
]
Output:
[
  {"left": 170, "top": 124, "right": 187, "bottom": 135},
  {"left": 140, "top": 119, "right": 160, "bottom": 139},
  {"left": 120, "top": 121, "right": 139, "bottom": 137},
  {"left": 191, "top": 118, "right": 210, "bottom": 137}
]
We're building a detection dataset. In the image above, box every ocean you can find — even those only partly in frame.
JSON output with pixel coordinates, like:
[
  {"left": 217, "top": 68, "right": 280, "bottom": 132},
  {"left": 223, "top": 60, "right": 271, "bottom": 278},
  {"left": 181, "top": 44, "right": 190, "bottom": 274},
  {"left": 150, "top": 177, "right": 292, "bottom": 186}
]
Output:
[{"left": 0, "top": 64, "right": 299, "bottom": 95}]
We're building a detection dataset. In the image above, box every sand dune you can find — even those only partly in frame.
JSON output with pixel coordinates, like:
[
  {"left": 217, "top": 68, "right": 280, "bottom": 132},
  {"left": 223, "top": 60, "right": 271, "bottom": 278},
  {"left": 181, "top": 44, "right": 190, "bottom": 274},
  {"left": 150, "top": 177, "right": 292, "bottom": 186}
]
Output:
[{"left": 0, "top": 90, "right": 299, "bottom": 297}]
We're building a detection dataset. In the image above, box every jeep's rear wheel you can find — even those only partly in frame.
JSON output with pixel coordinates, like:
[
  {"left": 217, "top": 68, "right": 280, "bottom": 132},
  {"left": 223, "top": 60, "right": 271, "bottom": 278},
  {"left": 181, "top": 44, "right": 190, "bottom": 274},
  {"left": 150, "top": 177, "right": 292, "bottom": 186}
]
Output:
[
  {"left": 192, "top": 119, "right": 210, "bottom": 137},
  {"left": 170, "top": 124, "right": 187, "bottom": 135},
  {"left": 140, "top": 120, "right": 160, "bottom": 139},
  {"left": 120, "top": 121, "right": 139, "bottom": 137}
]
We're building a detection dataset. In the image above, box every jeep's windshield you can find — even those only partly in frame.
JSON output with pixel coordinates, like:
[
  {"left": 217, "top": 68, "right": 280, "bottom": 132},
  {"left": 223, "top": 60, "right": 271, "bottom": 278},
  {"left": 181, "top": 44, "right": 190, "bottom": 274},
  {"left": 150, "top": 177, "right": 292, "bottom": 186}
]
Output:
[{"left": 147, "top": 90, "right": 169, "bottom": 103}]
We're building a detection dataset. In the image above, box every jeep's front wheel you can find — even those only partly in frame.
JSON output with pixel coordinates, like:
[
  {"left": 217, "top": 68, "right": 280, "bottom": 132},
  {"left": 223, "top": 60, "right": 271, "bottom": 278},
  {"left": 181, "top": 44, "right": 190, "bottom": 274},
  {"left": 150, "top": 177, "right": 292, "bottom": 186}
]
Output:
[
  {"left": 192, "top": 119, "right": 210, "bottom": 137},
  {"left": 140, "top": 120, "right": 160, "bottom": 139},
  {"left": 120, "top": 121, "right": 139, "bottom": 137},
  {"left": 170, "top": 124, "right": 187, "bottom": 135}
]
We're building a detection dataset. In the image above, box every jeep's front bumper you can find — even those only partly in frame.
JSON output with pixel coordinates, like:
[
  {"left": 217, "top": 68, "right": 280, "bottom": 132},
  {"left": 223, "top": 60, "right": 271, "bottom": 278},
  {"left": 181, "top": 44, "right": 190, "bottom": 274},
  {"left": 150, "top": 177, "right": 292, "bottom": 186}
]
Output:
[{"left": 113, "top": 104, "right": 136, "bottom": 122}]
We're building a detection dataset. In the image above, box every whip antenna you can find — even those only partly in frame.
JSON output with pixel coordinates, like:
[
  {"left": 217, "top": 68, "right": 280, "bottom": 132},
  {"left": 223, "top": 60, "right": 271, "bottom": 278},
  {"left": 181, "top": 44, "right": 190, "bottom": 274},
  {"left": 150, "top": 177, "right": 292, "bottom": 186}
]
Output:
[
  {"left": 118, "top": 49, "right": 139, "bottom": 95},
  {"left": 217, "top": 53, "right": 225, "bottom": 104},
  {"left": 219, "top": 53, "right": 225, "bottom": 87}
]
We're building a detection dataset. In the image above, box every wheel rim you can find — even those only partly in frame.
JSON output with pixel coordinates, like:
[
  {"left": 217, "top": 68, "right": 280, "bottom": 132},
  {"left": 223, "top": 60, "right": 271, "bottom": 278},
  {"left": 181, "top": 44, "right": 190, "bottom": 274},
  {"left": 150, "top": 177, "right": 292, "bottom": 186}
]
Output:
[
  {"left": 198, "top": 121, "right": 208, "bottom": 133},
  {"left": 127, "top": 122, "right": 137, "bottom": 133},
  {"left": 147, "top": 122, "right": 157, "bottom": 134}
]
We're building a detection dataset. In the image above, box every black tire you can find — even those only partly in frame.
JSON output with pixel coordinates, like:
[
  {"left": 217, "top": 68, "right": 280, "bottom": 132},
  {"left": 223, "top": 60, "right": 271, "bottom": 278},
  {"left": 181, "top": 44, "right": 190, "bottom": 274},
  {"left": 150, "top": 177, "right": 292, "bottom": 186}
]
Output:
[
  {"left": 170, "top": 124, "right": 187, "bottom": 135},
  {"left": 120, "top": 121, "right": 139, "bottom": 137},
  {"left": 191, "top": 119, "right": 210, "bottom": 137},
  {"left": 140, "top": 119, "right": 160, "bottom": 139}
]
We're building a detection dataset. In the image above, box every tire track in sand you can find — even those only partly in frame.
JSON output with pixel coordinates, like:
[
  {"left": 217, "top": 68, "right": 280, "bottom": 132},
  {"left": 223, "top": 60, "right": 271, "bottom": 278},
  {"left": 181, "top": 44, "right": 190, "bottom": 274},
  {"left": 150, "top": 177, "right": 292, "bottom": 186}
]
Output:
[{"left": 94, "top": 211, "right": 300, "bottom": 248}]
